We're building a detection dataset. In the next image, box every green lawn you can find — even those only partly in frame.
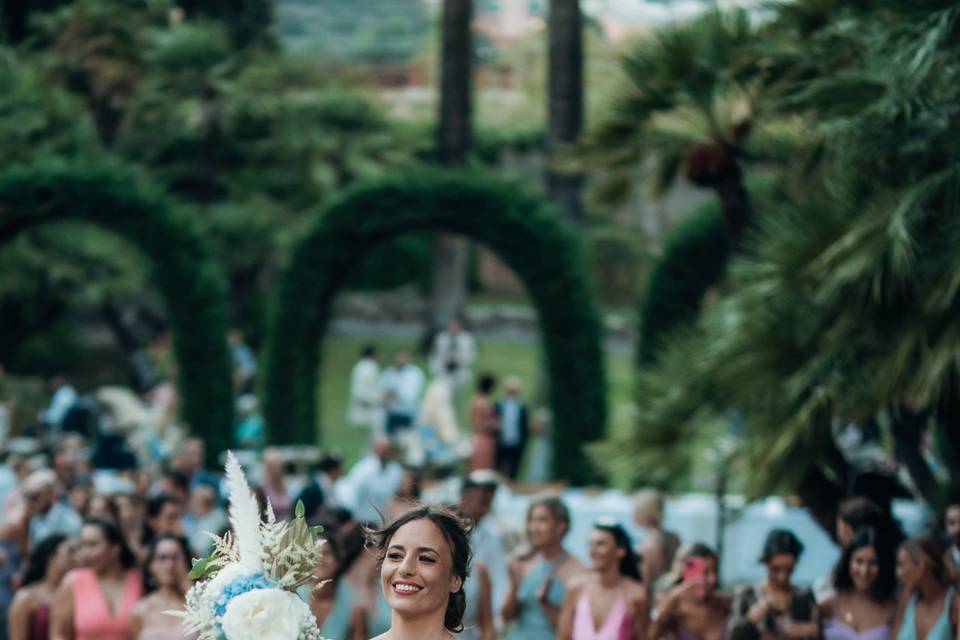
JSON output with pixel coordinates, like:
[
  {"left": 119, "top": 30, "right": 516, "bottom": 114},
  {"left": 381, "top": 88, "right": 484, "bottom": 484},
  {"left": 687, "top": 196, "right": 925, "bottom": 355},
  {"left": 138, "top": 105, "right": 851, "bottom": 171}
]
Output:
[{"left": 316, "top": 333, "right": 635, "bottom": 468}]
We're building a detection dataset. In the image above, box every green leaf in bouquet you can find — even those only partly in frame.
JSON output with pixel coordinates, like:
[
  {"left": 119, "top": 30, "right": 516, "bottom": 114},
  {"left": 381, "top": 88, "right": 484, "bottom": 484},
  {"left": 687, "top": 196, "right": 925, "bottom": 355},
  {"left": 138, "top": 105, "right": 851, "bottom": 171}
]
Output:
[
  {"left": 295, "top": 499, "right": 305, "bottom": 519},
  {"left": 188, "top": 556, "right": 219, "bottom": 580}
]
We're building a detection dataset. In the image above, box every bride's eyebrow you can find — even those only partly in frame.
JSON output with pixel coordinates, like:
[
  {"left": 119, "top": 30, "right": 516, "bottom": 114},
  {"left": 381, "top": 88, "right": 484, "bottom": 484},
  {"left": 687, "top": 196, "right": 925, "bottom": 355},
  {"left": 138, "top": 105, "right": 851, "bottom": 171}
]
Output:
[{"left": 387, "top": 544, "right": 439, "bottom": 555}]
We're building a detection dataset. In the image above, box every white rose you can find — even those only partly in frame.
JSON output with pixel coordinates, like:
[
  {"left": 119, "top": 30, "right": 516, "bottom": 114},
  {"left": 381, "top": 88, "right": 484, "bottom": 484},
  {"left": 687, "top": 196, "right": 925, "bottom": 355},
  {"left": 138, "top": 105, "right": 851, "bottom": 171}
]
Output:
[
  {"left": 220, "top": 588, "right": 304, "bottom": 640},
  {"left": 206, "top": 563, "right": 252, "bottom": 599}
]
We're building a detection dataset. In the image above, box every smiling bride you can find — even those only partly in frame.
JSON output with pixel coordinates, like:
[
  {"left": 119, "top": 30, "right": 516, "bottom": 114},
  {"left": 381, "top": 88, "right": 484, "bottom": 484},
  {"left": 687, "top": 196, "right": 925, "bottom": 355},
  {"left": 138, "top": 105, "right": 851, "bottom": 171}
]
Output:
[{"left": 363, "top": 505, "right": 474, "bottom": 640}]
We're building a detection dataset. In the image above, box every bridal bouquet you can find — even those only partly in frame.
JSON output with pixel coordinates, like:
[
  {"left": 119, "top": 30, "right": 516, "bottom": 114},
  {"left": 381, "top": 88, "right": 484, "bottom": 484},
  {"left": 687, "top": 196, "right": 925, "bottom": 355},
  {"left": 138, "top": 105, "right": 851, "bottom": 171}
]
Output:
[{"left": 170, "top": 452, "right": 325, "bottom": 640}]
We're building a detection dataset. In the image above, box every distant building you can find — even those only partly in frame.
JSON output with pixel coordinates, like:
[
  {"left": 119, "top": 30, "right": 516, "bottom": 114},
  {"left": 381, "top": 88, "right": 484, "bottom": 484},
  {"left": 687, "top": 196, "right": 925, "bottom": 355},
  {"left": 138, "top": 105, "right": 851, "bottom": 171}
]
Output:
[{"left": 475, "top": 0, "right": 546, "bottom": 44}]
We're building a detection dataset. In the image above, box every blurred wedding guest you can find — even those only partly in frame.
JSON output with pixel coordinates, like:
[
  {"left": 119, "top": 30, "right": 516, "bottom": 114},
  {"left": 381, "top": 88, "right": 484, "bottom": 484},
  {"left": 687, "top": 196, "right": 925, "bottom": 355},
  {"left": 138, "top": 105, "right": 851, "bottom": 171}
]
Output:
[
  {"left": 524, "top": 409, "right": 553, "bottom": 483},
  {"left": 633, "top": 489, "right": 681, "bottom": 590},
  {"left": 650, "top": 544, "right": 731, "bottom": 640},
  {"left": 469, "top": 374, "right": 500, "bottom": 472},
  {"left": 154, "top": 471, "right": 189, "bottom": 508},
  {"left": 170, "top": 439, "right": 218, "bottom": 494},
  {"left": 22, "top": 470, "right": 82, "bottom": 548},
  {"left": 495, "top": 376, "right": 528, "bottom": 480},
  {"left": 429, "top": 316, "right": 477, "bottom": 395},
  {"left": 295, "top": 452, "right": 344, "bottom": 522},
  {"left": 234, "top": 395, "right": 264, "bottom": 449},
  {"left": 183, "top": 485, "right": 225, "bottom": 557},
  {"left": 114, "top": 494, "right": 146, "bottom": 563},
  {"left": 729, "top": 529, "right": 819, "bottom": 640},
  {"left": 341, "top": 436, "right": 403, "bottom": 523},
  {"left": 380, "top": 352, "right": 425, "bottom": 437},
  {"left": 129, "top": 534, "right": 193, "bottom": 640},
  {"left": 261, "top": 448, "right": 293, "bottom": 522},
  {"left": 893, "top": 537, "right": 960, "bottom": 640},
  {"left": 7, "top": 534, "right": 73, "bottom": 640},
  {"left": 816, "top": 497, "right": 902, "bottom": 603},
  {"left": 503, "top": 495, "right": 584, "bottom": 640},
  {"left": 836, "top": 498, "right": 901, "bottom": 549},
  {"left": 299, "top": 534, "right": 359, "bottom": 640},
  {"left": 228, "top": 328, "right": 257, "bottom": 394},
  {"left": 558, "top": 520, "right": 647, "bottom": 640},
  {"left": 348, "top": 345, "right": 384, "bottom": 439},
  {"left": 41, "top": 376, "right": 77, "bottom": 432},
  {"left": 143, "top": 495, "right": 184, "bottom": 547},
  {"left": 820, "top": 527, "right": 896, "bottom": 640},
  {"left": 460, "top": 561, "right": 497, "bottom": 640},
  {"left": 50, "top": 519, "right": 142, "bottom": 640},
  {"left": 67, "top": 477, "right": 93, "bottom": 519},
  {"left": 943, "top": 503, "right": 960, "bottom": 570},
  {"left": 1, "top": 455, "right": 32, "bottom": 528},
  {"left": 460, "top": 471, "right": 509, "bottom": 620},
  {"left": 387, "top": 467, "right": 423, "bottom": 521},
  {"left": 417, "top": 362, "right": 462, "bottom": 465},
  {"left": 85, "top": 493, "right": 121, "bottom": 525}
]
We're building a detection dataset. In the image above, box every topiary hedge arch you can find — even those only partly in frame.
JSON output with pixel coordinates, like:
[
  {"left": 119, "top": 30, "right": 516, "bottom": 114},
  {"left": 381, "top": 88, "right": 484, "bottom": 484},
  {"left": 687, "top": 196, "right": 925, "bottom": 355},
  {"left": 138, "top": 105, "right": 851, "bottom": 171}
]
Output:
[
  {"left": 0, "top": 157, "right": 234, "bottom": 463},
  {"left": 262, "top": 170, "right": 606, "bottom": 484}
]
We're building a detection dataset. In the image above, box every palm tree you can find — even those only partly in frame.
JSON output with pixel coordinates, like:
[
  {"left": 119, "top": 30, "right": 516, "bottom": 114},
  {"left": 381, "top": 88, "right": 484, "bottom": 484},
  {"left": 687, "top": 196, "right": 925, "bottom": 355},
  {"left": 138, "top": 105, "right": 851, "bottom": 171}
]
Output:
[
  {"left": 595, "top": 0, "right": 960, "bottom": 523},
  {"left": 429, "top": 0, "right": 473, "bottom": 330},
  {"left": 573, "top": 8, "right": 793, "bottom": 239},
  {"left": 546, "top": 0, "right": 585, "bottom": 223}
]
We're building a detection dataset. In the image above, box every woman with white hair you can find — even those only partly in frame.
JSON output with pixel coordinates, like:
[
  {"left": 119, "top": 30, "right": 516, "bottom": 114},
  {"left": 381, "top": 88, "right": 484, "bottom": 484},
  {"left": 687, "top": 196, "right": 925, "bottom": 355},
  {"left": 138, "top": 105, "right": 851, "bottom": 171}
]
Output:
[{"left": 633, "top": 489, "right": 680, "bottom": 590}]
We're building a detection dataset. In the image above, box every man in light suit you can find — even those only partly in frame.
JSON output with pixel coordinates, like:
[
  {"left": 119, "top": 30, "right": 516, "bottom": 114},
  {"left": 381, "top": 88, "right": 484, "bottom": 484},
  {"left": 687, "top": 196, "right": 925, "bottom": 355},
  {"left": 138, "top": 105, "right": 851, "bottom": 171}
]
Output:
[{"left": 495, "top": 376, "right": 528, "bottom": 480}]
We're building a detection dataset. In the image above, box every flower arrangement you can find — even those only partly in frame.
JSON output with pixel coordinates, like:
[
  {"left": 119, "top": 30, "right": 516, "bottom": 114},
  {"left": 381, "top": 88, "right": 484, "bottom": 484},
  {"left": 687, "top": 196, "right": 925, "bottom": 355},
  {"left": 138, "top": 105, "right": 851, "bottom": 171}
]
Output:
[{"left": 169, "top": 452, "right": 325, "bottom": 640}]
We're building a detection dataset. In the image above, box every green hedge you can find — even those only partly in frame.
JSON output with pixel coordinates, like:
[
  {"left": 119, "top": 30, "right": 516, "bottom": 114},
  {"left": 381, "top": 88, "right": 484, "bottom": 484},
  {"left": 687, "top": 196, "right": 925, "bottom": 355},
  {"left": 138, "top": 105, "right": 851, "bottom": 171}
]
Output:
[
  {"left": 637, "top": 199, "right": 730, "bottom": 366},
  {"left": 261, "top": 169, "right": 606, "bottom": 484},
  {"left": 637, "top": 179, "right": 776, "bottom": 366},
  {"left": 0, "top": 157, "right": 234, "bottom": 464}
]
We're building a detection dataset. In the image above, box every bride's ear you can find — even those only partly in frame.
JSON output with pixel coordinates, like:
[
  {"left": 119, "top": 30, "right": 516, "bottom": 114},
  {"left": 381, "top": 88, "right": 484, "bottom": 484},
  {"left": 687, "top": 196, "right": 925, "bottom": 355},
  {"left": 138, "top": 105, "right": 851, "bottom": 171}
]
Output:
[{"left": 450, "top": 574, "right": 463, "bottom": 593}]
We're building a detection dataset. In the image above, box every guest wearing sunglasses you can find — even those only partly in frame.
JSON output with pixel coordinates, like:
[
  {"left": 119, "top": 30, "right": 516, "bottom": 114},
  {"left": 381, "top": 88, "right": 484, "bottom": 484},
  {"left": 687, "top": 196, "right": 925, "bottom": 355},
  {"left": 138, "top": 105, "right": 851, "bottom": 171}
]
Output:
[{"left": 129, "top": 534, "right": 193, "bottom": 640}]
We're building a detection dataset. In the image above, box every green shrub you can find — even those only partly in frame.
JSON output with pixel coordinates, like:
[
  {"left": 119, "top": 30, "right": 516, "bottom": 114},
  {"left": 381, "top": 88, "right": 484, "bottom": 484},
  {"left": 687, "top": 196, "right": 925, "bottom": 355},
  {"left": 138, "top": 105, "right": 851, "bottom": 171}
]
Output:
[
  {"left": 261, "top": 169, "right": 606, "bottom": 484},
  {"left": 0, "top": 157, "right": 234, "bottom": 463}
]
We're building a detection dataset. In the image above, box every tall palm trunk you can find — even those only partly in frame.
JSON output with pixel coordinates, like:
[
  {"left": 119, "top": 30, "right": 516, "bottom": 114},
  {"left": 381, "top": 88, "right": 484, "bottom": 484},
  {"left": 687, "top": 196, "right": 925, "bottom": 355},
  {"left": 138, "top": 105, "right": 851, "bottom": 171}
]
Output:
[
  {"left": 429, "top": 0, "right": 473, "bottom": 331},
  {"left": 546, "top": 0, "right": 584, "bottom": 223}
]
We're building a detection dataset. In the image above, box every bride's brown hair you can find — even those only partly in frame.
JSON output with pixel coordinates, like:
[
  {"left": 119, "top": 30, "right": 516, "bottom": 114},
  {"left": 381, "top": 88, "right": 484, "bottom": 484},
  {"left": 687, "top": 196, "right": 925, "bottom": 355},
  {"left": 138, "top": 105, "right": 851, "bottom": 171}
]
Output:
[{"left": 364, "top": 504, "right": 474, "bottom": 632}]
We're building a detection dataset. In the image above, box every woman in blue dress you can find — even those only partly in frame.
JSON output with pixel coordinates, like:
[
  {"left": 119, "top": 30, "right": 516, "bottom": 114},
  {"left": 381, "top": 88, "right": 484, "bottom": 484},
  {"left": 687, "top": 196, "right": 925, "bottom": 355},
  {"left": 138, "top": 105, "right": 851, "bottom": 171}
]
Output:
[
  {"left": 502, "top": 494, "right": 584, "bottom": 640},
  {"left": 300, "top": 534, "right": 360, "bottom": 640},
  {"left": 893, "top": 537, "right": 960, "bottom": 640}
]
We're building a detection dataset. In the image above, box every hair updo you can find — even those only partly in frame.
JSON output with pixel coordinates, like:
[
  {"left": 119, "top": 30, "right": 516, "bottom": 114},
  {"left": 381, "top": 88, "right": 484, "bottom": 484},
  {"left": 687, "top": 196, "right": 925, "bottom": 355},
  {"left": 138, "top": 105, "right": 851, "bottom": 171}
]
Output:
[{"left": 364, "top": 504, "right": 474, "bottom": 632}]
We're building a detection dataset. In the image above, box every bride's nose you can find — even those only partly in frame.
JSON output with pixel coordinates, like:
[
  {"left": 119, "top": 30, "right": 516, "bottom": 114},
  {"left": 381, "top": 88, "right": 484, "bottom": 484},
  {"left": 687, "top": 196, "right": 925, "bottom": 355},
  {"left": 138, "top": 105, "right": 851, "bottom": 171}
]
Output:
[{"left": 399, "top": 554, "right": 417, "bottom": 576}]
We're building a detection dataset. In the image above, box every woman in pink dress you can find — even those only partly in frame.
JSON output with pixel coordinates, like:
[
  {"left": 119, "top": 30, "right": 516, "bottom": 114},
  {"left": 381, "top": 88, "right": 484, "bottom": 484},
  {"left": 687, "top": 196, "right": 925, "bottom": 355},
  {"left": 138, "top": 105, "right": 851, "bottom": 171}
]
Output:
[
  {"left": 558, "top": 520, "right": 648, "bottom": 640},
  {"left": 130, "top": 534, "right": 195, "bottom": 640},
  {"left": 50, "top": 519, "right": 142, "bottom": 640},
  {"left": 469, "top": 374, "right": 500, "bottom": 472}
]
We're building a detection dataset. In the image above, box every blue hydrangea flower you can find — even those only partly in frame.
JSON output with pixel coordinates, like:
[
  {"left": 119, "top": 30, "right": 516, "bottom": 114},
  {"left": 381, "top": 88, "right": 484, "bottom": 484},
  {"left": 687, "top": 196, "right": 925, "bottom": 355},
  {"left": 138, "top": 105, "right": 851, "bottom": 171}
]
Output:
[{"left": 213, "top": 573, "right": 277, "bottom": 619}]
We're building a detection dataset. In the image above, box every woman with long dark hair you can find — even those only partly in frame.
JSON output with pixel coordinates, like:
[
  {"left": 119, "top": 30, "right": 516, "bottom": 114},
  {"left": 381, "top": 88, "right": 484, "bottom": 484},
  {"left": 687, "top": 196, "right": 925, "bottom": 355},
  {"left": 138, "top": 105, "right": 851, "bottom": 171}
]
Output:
[
  {"left": 650, "top": 543, "right": 731, "bottom": 640},
  {"left": 361, "top": 503, "right": 474, "bottom": 640},
  {"left": 50, "top": 518, "right": 142, "bottom": 640},
  {"left": 129, "top": 534, "right": 193, "bottom": 640},
  {"left": 729, "top": 529, "right": 819, "bottom": 640},
  {"left": 821, "top": 527, "right": 897, "bottom": 640},
  {"left": 7, "top": 534, "right": 73, "bottom": 640},
  {"left": 893, "top": 537, "right": 960, "bottom": 640},
  {"left": 557, "top": 519, "right": 647, "bottom": 640}
]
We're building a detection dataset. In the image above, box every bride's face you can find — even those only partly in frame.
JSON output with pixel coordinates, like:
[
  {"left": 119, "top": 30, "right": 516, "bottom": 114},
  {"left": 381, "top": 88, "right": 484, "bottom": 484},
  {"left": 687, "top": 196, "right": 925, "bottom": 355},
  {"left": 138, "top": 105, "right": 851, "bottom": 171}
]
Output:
[{"left": 381, "top": 518, "right": 461, "bottom": 620}]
